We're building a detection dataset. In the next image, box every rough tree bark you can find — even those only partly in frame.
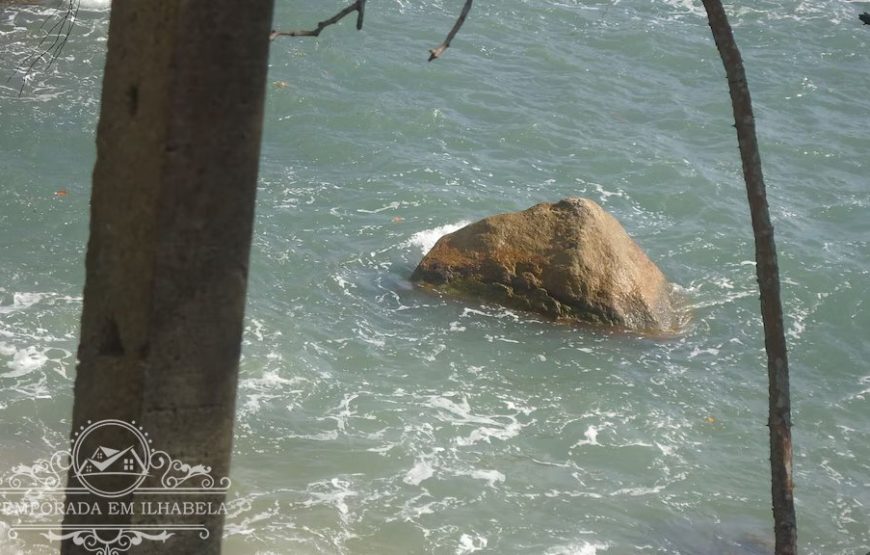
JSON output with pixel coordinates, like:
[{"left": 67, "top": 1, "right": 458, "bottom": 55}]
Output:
[
  {"left": 62, "top": 1, "right": 274, "bottom": 554},
  {"left": 700, "top": 2, "right": 798, "bottom": 554}
]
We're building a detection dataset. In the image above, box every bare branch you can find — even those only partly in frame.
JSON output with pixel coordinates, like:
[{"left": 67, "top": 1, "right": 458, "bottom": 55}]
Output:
[
  {"left": 701, "top": 1, "right": 797, "bottom": 553},
  {"left": 9, "top": 0, "right": 80, "bottom": 97},
  {"left": 270, "top": 0, "right": 367, "bottom": 40},
  {"left": 428, "top": 0, "right": 473, "bottom": 62}
]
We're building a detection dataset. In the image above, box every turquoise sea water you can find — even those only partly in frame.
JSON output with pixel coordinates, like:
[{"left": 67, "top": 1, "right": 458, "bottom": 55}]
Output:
[{"left": 1, "top": 1, "right": 868, "bottom": 553}]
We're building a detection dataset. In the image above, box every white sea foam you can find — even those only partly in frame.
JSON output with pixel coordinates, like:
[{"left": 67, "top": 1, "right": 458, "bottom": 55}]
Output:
[
  {"left": 426, "top": 395, "right": 528, "bottom": 446},
  {"left": 591, "top": 182, "right": 627, "bottom": 202},
  {"left": 460, "top": 306, "right": 520, "bottom": 321},
  {"left": 238, "top": 370, "right": 306, "bottom": 415},
  {"left": 0, "top": 292, "right": 43, "bottom": 314},
  {"left": 423, "top": 343, "right": 446, "bottom": 361},
  {"left": 610, "top": 485, "right": 666, "bottom": 497},
  {"left": 302, "top": 478, "right": 358, "bottom": 522},
  {"left": 367, "top": 442, "right": 397, "bottom": 455},
  {"left": 78, "top": 0, "right": 111, "bottom": 11},
  {"left": 2, "top": 345, "right": 48, "bottom": 378},
  {"left": 659, "top": 0, "right": 706, "bottom": 17},
  {"left": 357, "top": 201, "right": 400, "bottom": 214},
  {"left": 456, "top": 532, "right": 488, "bottom": 554},
  {"left": 455, "top": 419, "right": 524, "bottom": 446},
  {"left": 223, "top": 493, "right": 278, "bottom": 537},
  {"left": 484, "top": 334, "right": 520, "bottom": 344},
  {"left": 332, "top": 392, "right": 359, "bottom": 433},
  {"left": 463, "top": 469, "right": 505, "bottom": 488},
  {"left": 406, "top": 221, "right": 470, "bottom": 254},
  {"left": 245, "top": 318, "right": 266, "bottom": 342},
  {"left": 848, "top": 375, "right": 870, "bottom": 401},
  {"left": 544, "top": 541, "right": 609, "bottom": 555},
  {"left": 571, "top": 425, "right": 601, "bottom": 449},
  {"left": 283, "top": 430, "right": 339, "bottom": 441},
  {"left": 396, "top": 494, "right": 447, "bottom": 522},
  {"left": 403, "top": 459, "right": 435, "bottom": 486},
  {"left": 687, "top": 346, "right": 720, "bottom": 359},
  {"left": 332, "top": 273, "right": 356, "bottom": 296}
]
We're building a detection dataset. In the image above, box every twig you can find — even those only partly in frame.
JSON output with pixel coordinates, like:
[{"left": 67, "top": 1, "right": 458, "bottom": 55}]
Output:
[
  {"left": 10, "top": 0, "right": 80, "bottom": 96},
  {"left": 428, "top": 0, "right": 473, "bottom": 62},
  {"left": 45, "top": 0, "right": 80, "bottom": 73},
  {"left": 270, "top": 0, "right": 367, "bottom": 40}
]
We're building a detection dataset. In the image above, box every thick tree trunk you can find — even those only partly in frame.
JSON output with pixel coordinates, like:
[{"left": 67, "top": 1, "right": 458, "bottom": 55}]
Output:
[
  {"left": 700, "top": 2, "right": 797, "bottom": 554},
  {"left": 62, "top": 1, "right": 274, "bottom": 554}
]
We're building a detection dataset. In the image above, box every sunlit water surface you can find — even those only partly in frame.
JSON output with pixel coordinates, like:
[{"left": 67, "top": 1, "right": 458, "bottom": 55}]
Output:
[{"left": 0, "top": 1, "right": 868, "bottom": 553}]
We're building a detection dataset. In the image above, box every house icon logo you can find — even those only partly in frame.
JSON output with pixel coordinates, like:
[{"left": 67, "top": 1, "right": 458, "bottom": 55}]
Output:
[
  {"left": 71, "top": 419, "right": 152, "bottom": 498},
  {"left": 2, "top": 418, "right": 232, "bottom": 552}
]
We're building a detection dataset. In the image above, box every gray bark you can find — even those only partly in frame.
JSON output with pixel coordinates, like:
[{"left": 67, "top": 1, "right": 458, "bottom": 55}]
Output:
[{"left": 62, "top": 1, "right": 274, "bottom": 553}]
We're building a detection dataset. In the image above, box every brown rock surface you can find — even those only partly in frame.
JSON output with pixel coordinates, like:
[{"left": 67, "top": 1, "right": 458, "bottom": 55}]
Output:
[{"left": 411, "top": 198, "right": 678, "bottom": 332}]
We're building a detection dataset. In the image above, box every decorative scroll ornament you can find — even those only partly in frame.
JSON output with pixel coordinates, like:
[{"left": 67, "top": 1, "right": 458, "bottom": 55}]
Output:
[
  {"left": 7, "top": 525, "right": 209, "bottom": 555},
  {"left": 1, "top": 419, "right": 231, "bottom": 553},
  {"left": 3, "top": 451, "right": 71, "bottom": 491},
  {"left": 149, "top": 451, "right": 231, "bottom": 491}
]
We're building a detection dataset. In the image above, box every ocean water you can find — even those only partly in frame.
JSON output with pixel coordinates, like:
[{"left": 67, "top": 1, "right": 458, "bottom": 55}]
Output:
[{"left": 0, "top": 1, "right": 868, "bottom": 554}]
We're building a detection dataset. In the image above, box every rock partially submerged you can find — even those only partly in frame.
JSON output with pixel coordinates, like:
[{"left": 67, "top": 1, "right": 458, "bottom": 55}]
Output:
[{"left": 411, "top": 198, "right": 679, "bottom": 332}]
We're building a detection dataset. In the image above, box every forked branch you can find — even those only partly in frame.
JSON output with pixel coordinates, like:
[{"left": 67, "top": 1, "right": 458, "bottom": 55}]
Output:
[
  {"left": 428, "top": 0, "right": 474, "bottom": 62},
  {"left": 270, "top": 0, "right": 367, "bottom": 40}
]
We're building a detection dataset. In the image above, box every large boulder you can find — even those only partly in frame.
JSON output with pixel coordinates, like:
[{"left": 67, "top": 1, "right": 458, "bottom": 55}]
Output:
[{"left": 411, "top": 198, "right": 679, "bottom": 332}]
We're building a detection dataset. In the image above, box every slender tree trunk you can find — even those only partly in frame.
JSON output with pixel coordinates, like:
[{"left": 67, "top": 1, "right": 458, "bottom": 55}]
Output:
[
  {"left": 700, "top": 2, "right": 797, "bottom": 554},
  {"left": 62, "top": 1, "right": 274, "bottom": 553}
]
